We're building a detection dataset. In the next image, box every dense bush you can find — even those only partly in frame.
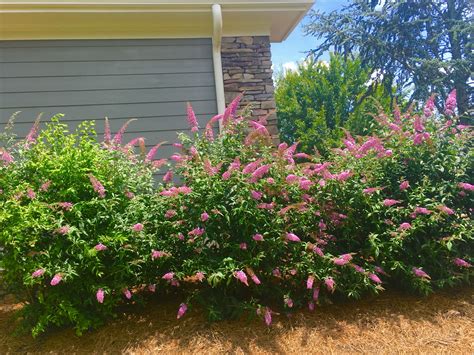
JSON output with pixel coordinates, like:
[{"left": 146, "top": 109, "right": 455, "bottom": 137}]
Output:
[
  {"left": 0, "top": 116, "right": 159, "bottom": 335},
  {"left": 0, "top": 92, "right": 472, "bottom": 336},
  {"left": 275, "top": 53, "right": 394, "bottom": 156}
]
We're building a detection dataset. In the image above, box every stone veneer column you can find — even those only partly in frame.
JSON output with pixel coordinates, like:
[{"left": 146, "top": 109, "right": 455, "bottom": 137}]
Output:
[{"left": 221, "top": 36, "right": 278, "bottom": 142}]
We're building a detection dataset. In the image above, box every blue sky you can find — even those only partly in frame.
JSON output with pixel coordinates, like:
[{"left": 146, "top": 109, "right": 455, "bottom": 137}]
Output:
[{"left": 271, "top": 0, "right": 348, "bottom": 71}]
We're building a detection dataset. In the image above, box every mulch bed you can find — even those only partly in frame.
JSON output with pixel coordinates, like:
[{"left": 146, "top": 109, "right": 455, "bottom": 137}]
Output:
[{"left": 1, "top": 287, "right": 473, "bottom": 354}]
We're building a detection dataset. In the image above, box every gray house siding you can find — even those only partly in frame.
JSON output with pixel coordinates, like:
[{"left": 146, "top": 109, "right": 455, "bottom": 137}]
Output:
[{"left": 0, "top": 39, "right": 218, "bottom": 159}]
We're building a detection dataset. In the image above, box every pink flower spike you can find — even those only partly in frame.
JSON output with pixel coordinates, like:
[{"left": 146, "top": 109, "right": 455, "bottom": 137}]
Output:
[
  {"left": 188, "top": 227, "right": 205, "bottom": 237},
  {"left": 196, "top": 272, "right": 205, "bottom": 282},
  {"left": 88, "top": 174, "right": 106, "bottom": 198},
  {"left": 222, "top": 171, "right": 231, "bottom": 180},
  {"left": 294, "top": 152, "right": 311, "bottom": 159},
  {"left": 313, "top": 247, "right": 324, "bottom": 257},
  {"left": 286, "top": 233, "right": 301, "bottom": 242},
  {"left": 251, "top": 274, "right": 261, "bottom": 285},
  {"left": 413, "top": 116, "right": 425, "bottom": 132},
  {"left": 341, "top": 253, "right": 353, "bottom": 262},
  {"left": 257, "top": 202, "right": 275, "bottom": 210},
  {"left": 57, "top": 226, "right": 71, "bottom": 235},
  {"left": 399, "top": 222, "right": 412, "bottom": 231},
  {"left": 335, "top": 170, "right": 352, "bottom": 181},
  {"left": 145, "top": 141, "right": 167, "bottom": 162},
  {"left": 112, "top": 119, "right": 136, "bottom": 145},
  {"left": 32, "top": 268, "right": 45, "bottom": 278},
  {"left": 124, "top": 136, "right": 144, "bottom": 149},
  {"left": 308, "top": 302, "right": 315, "bottom": 311},
  {"left": 333, "top": 257, "right": 349, "bottom": 266},
  {"left": 132, "top": 223, "right": 144, "bottom": 232},
  {"left": 363, "top": 187, "right": 381, "bottom": 195},
  {"left": 96, "top": 288, "right": 105, "bottom": 303},
  {"left": 228, "top": 94, "right": 243, "bottom": 117},
  {"left": 284, "top": 297, "right": 294, "bottom": 308},
  {"left": 95, "top": 243, "right": 107, "bottom": 251},
  {"left": 26, "top": 188, "right": 36, "bottom": 200},
  {"left": 152, "top": 157, "right": 169, "bottom": 169},
  {"left": 165, "top": 209, "right": 177, "bottom": 219},
  {"left": 252, "top": 234, "right": 264, "bottom": 242},
  {"left": 453, "top": 258, "right": 471, "bottom": 268},
  {"left": 163, "top": 171, "right": 173, "bottom": 183},
  {"left": 187, "top": 103, "right": 199, "bottom": 132},
  {"left": 152, "top": 250, "right": 167, "bottom": 259},
  {"left": 177, "top": 186, "right": 192, "bottom": 194},
  {"left": 0, "top": 150, "right": 14, "bottom": 165},
  {"left": 239, "top": 242, "right": 247, "bottom": 250},
  {"left": 123, "top": 289, "right": 132, "bottom": 299},
  {"left": 437, "top": 205, "right": 455, "bottom": 215},
  {"left": 234, "top": 270, "right": 249, "bottom": 286},
  {"left": 399, "top": 180, "right": 410, "bottom": 190},
  {"left": 272, "top": 268, "right": 281, "bottom": 277},
  {"left": 50, "top": 274, "right": 62, "bottom": 286},
  {"left": 424, "top": 95, "right": 435, "bottom": 117},
  {"left": 201, "top": 212, "right": 209, "bottom": 222},
  {"left": 352, "top": 264, "right": 365, "bottom": 273},
  {"left": 250, "top": 164, "right": 271, "bottom": 182},
  {"left": 458, "top": 182, "right": 474, "bottom": 191},
  {"left": 242, "top": 160, "right": 262, "bottom": 174},
  {"left": 306, "top": 275, "right": 315, "bottom": 290},
  {"left": 324, "top": 277, "right": 335, "bottom": 293},
  {"left": 251, "top": 190, "right": 263, "bottom": 200},
  {"left": 415, "top": 207, "right": 432, "bottom": 215},
  {"left": 383, "top": 199, "right": 401, "bottom": 207},
  {"left": 177, "top": 303, "right": 188, "bottom": 319},
  {"left": 374, "top": 266, "right": 388, "bottom": 276},
  {"left": 313, "top": 287, "right": 320, "bottom": 301},
  {"left": 299, "top": 179, "right": 314, "bottom": 190},
  {"left": 369, "top": 273, "right": 382, "bottom": 284},
  {"left": 286, "top": 174, "right": 299, "bottom": 183},
  {"left": 444, "top": 89, "right": 457, "bottom": 116},
  {"left": 40, "top": 181, "right": 51, "bottom": 192},
  {"left": 58, "top": 202, "right": 73, "bottom": 211},
  {"left": 412, "top": 267, "right": 431, "bottom": 279},
  {"left": 264, "top": 307, "right": 272, "bottom": 326},
  {"left": 162, "top": 272, "right": 175, "bottom": 280}
]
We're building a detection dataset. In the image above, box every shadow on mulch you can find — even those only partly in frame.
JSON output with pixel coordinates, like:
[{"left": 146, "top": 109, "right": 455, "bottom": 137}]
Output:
[{"left": 1, "top": 287, "right": 473, "bottom": 354}]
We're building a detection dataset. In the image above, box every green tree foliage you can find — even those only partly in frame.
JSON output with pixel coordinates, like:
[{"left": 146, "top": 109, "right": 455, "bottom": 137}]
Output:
[
  {"left": 305, "top": 0, "right": 473, "bottom": 123},
  {"left": 275, "top": 54, "right": 392, "bottom": 155}
]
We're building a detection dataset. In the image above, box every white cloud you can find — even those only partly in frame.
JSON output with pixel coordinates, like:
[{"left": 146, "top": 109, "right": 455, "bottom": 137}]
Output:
[{"left": 282, "top": 61, "right": 299, "bottom": 72}]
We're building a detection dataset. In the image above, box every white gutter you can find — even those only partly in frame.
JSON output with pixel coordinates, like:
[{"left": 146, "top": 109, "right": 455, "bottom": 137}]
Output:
[{"left": 212, "top": 3, "right": 226, "bottom": 118}]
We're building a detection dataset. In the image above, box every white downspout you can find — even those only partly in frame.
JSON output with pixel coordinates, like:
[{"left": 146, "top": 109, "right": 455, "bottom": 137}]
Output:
[{"left": 212, "top": 3, "right": 225, "bottom": 120}]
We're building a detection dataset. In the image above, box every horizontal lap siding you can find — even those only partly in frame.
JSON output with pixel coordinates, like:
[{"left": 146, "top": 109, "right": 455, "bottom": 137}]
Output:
[{"left": 0, "top": 39, "right": 218, "bottom": 172}]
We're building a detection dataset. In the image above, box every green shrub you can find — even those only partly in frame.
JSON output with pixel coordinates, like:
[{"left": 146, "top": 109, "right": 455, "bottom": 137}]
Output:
[
  {"left": 275, "top": 53, "right": 395, "bottom": 156},
  {"left": 0, "top": 116, "right": 161, "bottom": 335}
]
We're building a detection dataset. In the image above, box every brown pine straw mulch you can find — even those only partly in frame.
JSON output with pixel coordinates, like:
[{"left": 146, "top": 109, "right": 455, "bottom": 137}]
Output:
[{"left": 1, "top": 287, "right": 473, "bottom": 354}]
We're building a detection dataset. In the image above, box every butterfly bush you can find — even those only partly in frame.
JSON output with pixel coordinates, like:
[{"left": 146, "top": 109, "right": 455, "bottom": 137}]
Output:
[
  {"left": 143, "top": 94, "right": 472, "bottom": 323},
  {"left": 0, "top": 93, "right": 472, "bottom": 336},
  {"left": 0, "top": 116, "right": 161, "bottom": 336}
]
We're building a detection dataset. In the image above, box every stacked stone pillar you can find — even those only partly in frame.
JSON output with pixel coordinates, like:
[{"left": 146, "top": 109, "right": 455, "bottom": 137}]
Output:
[{"left": 221, "top": 36, "right": 278, "bottom": 142}]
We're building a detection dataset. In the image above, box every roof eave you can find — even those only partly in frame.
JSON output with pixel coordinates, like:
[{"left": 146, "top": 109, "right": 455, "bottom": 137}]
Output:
[{"left": 0, "top": 1, "right": 315, "bottom": 41}]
